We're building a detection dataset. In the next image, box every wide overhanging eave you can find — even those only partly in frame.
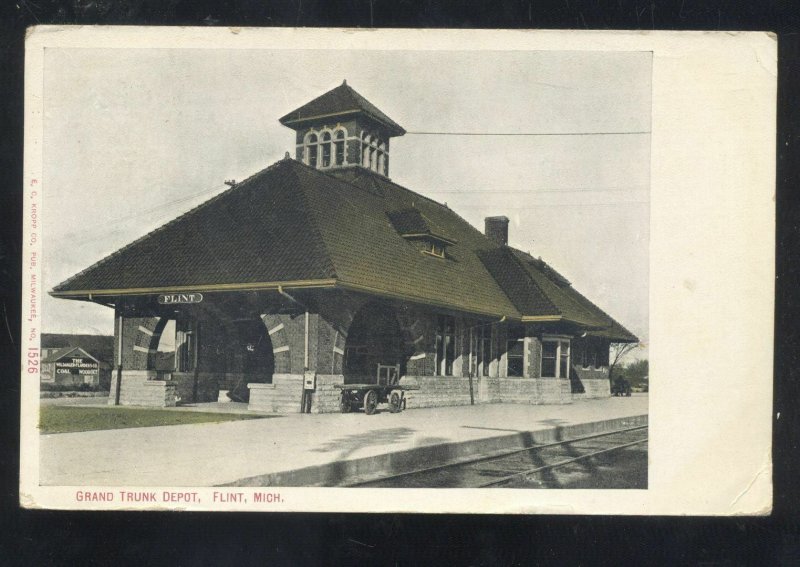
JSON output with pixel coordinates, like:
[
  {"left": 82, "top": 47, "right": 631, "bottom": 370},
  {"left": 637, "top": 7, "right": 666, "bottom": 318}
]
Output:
[
  {"left": 280, "top": 109, "right": 406, "bottom": 137},
  {"left": 49, "top": 278, "right": 339, "bottom": 299}
]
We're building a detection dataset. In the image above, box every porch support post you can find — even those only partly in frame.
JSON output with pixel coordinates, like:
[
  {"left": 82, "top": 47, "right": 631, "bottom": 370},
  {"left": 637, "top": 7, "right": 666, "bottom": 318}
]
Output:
[{"left": 113, "top": 313, "right": 123, "bottom": 406}]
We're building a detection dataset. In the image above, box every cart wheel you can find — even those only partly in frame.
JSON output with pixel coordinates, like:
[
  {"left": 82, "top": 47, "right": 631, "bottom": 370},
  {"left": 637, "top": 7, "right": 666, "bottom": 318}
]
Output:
[
  {"left": 363, "top": 389, "right": 378, "bottom": 415},
  {"left": 340, "top": 392, "right": 352, "bottom": 414},
  {"left": 389, "top": 392, "right": 402, "bottom": 413}
]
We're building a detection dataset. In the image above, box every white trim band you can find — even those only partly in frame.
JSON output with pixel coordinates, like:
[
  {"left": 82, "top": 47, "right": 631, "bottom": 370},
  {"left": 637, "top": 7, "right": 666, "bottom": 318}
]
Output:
[
  {"left": 273, "top": 345, "right": 290, "bottom": 354},
  {"left": 268, "top": 323, "right": 285, "bottom": 335}
]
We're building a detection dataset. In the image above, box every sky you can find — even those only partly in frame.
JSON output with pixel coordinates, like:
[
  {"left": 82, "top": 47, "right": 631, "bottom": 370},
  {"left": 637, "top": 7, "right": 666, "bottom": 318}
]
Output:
[{"left": 42, "top": 47, "right": 651, "bottom": 358}]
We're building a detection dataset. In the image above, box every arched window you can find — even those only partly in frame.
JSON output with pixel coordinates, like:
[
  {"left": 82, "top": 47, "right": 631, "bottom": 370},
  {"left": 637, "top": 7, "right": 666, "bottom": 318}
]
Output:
[
  {"left": 155, "top": 319, "right": 176, "bottom": 372},
  {"left": 334, "top": 129, "right": 345, "bottom": 166},
  {"left": 361, "top": 133, "right": 371, "bottom": 168},
  {"left": 321, "top": 131, "right": 332, "bottom": 168},
  {"left": 377, "top": 140, "right": 386, "bottom": 174},
  {"left": 358, "top": 132, "right": 389, "bottom": 174},
  {"left": 305, "top": 132, "right": 318, "bottom": 168}
]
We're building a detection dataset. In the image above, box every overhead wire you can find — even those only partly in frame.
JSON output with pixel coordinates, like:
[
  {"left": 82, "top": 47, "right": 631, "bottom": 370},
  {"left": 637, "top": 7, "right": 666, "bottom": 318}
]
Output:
[{"left": 405, "top": 130, "right": 650, "bottom": 136}]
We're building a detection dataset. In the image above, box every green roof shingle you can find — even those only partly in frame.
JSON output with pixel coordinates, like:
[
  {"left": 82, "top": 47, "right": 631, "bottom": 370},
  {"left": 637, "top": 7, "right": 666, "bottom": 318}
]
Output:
[{"left": 52, "top": 157, "right": 637, "bottom": 341}]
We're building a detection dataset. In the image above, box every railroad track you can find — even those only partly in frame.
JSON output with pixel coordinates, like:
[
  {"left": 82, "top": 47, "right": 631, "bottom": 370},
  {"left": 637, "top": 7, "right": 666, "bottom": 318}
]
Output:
[{"left": 347, "top": 425, "right": 648, "bottom": 489}]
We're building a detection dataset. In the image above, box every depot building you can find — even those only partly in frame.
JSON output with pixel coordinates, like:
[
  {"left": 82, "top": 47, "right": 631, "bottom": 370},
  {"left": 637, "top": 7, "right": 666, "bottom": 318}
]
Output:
[{"left": 50, "top": 81, "right": 637, "bottom": 413}]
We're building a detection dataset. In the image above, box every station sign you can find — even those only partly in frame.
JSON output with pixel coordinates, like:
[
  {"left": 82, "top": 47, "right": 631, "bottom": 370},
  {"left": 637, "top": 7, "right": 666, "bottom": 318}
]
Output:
[{"left": 158, "top": 292, "right": 204, "bottom": 305}]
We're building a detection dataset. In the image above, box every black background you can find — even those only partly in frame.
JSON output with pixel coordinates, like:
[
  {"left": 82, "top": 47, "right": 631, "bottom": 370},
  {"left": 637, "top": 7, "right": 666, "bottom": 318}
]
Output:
[{"left": 1, "top": 2, "right": 798, "bottom": 564}]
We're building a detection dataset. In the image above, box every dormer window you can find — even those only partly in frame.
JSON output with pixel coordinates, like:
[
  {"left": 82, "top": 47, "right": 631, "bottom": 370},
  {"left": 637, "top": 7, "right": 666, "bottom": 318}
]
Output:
[
  {"left": 387, "top": 208, "right": 456, "bottom": 260},
  {"left": 423, "top": 240, "right": 446, "bottom": 258}
]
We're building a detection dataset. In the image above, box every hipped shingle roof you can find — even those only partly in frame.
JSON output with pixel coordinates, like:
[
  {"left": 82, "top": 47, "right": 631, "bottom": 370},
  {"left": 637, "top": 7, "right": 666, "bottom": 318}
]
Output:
[
  {"left": 279, "top": 81, "right": 405, "bottom": 136},
  {"left": 52, "top": 158, "right": 637, "bottom": 341}
]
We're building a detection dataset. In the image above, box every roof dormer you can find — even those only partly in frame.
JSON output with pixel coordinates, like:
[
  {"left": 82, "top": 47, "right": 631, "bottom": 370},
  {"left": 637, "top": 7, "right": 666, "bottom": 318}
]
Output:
[
  {"left": 279, "top": 80, "right": 405, "bottom": 177},
  {"left": 387, "top": 208, "right": 457, "bottom": 259}
]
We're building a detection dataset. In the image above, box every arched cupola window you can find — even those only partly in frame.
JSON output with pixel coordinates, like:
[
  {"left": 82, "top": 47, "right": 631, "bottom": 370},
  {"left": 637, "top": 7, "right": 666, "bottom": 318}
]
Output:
[
  {"left": 377, "top": 140, "right": 387, "bottom": 176},
  {"left": 281, "top": 82, "right": 405, "bottom": 176},
  {"left": 321, "top": 131, "right": 332, "bottom": 168},
  {"left": 360, "top": 131, "right": 389, "bottom": 175},
  {"left": 361, "top": 132, "right": 371, "bottom": 168},
  {"left": 303, "top": 127, "right": 347, "bottom": 170},
  {"left": 305, "top": 132, "right": 318, "bottom": 168},
  {"left": 334, "top": 129, "right": 346, "bottom": 166}
]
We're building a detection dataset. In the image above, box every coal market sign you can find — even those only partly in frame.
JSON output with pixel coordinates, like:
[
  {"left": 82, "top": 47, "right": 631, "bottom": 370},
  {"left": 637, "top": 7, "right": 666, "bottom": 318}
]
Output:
[
  {"left": 158, "top": 293, "right": 204, "bottom": 305},
  {"left": 56, "top": 357, "right": 99, "bottom": 376}
]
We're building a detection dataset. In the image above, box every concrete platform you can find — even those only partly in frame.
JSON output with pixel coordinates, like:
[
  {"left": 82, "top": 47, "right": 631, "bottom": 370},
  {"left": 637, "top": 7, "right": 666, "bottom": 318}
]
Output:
[{"left": 39, "top": 395, "right": 648, "bottom": 487}]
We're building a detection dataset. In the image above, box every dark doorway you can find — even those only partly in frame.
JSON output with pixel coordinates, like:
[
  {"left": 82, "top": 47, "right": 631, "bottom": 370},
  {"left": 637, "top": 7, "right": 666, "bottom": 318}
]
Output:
[
  {"left": 344, "top": 302, "right": 406, "bottom": 384},
  {"left": 227, "top": 319, "right": 274, "bottom": 402}
]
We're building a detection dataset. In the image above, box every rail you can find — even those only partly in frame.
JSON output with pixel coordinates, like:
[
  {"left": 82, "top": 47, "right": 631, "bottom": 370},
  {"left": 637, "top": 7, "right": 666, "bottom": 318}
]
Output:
[{"left": 347, "top": 425, "right": 648, "bottom": 488}]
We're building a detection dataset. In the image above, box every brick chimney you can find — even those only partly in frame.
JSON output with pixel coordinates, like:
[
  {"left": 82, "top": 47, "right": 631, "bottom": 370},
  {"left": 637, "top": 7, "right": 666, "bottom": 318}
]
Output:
[{"left": 485, "top": 216, "right": 509, "bottom": 246}]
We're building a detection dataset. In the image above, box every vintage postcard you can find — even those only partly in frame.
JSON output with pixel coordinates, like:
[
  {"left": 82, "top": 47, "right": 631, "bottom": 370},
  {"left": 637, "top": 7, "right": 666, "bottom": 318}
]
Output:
[{"left": 20, "top": 27, "right": 774, "bottom": 514}]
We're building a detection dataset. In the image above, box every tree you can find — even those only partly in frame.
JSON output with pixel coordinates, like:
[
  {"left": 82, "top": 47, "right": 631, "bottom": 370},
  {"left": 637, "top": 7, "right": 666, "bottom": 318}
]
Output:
[
  {"left": 625, "top": 359, "right": 648, "bottom": 382},
  {"left": 608, "top": 342, "right": 641, "bottom": 383}
]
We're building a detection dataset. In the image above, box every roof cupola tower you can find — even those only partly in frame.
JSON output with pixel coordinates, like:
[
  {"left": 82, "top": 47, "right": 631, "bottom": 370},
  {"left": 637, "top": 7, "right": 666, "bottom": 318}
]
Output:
[{"left": 279, "top": 80, "right": 405, "bottom": 178}]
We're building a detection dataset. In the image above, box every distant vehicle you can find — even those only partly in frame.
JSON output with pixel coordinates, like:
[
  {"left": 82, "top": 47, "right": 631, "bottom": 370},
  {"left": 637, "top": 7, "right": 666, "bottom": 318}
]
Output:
[{"left": 611, "top": 378, "right": 632, "bottom": 397}]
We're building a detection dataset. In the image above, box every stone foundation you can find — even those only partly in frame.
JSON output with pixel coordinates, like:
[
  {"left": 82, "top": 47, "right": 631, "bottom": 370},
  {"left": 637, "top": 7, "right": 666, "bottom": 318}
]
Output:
[
  {"left": 248, "top": 373, "right": 587, "bottom": 414},
  {"left": 497, "top": 377, "right": 572, "bottom": 405},
  {"left": 573, "top": 378, "right": 611, "bottom": 399},
  {"left": 309, "top": 374, "right": 345, "bottom": 414},
  {"left": 400, "top": 376, "right": 474, "bottom": 408},
  {"left": 476, "top": 376, "right": 501, "bottom": 404},
  {"left": 110, "top": 370, "right": 176, "bottom": 407},
  {"left": 248, "top": 374, "right": 304, "bottom": 413},
  {"left": 571, "top": 366, "right": 611, "bottom": 399}
]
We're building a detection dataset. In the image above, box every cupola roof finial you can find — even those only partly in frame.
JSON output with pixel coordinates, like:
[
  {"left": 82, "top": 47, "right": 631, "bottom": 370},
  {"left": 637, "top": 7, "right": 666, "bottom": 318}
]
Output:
[{"left": 279, "top": 82, "right": 405, "bottom": 137}]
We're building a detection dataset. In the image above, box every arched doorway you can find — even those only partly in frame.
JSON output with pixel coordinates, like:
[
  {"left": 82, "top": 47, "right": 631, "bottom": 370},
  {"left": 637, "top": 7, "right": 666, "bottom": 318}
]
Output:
[
  {"left": 153, "top": 319, "right": 176, "bottom": 375},
  {"left": 343, "top": 301, "right": 407, "bottom": 384},
  {"left": 226, "top": 319, "right": 274, "bottom": 402}
]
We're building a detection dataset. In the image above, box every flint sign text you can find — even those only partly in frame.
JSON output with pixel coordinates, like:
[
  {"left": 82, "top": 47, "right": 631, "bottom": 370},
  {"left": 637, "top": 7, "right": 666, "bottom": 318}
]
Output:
[{"left": 158, "top": 293, "right": 204, "bottom": 305}]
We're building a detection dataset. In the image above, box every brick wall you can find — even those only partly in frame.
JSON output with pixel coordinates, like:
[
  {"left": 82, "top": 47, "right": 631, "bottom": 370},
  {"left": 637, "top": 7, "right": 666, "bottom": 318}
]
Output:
[
  {"left": 112, "top": 370, "right": 176, "bottom": 407},
  {"left": 248, "top": 374, "right": 304, "bottom": 413},
  {"left": 261, "top": 314, "right": 296, "bottom": 374},
  {"left": 115, "top": 314, "right": 163, "bottom": 371},
  {"left": 526, "top": 335, "right": 543, "bottom": 378}
]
